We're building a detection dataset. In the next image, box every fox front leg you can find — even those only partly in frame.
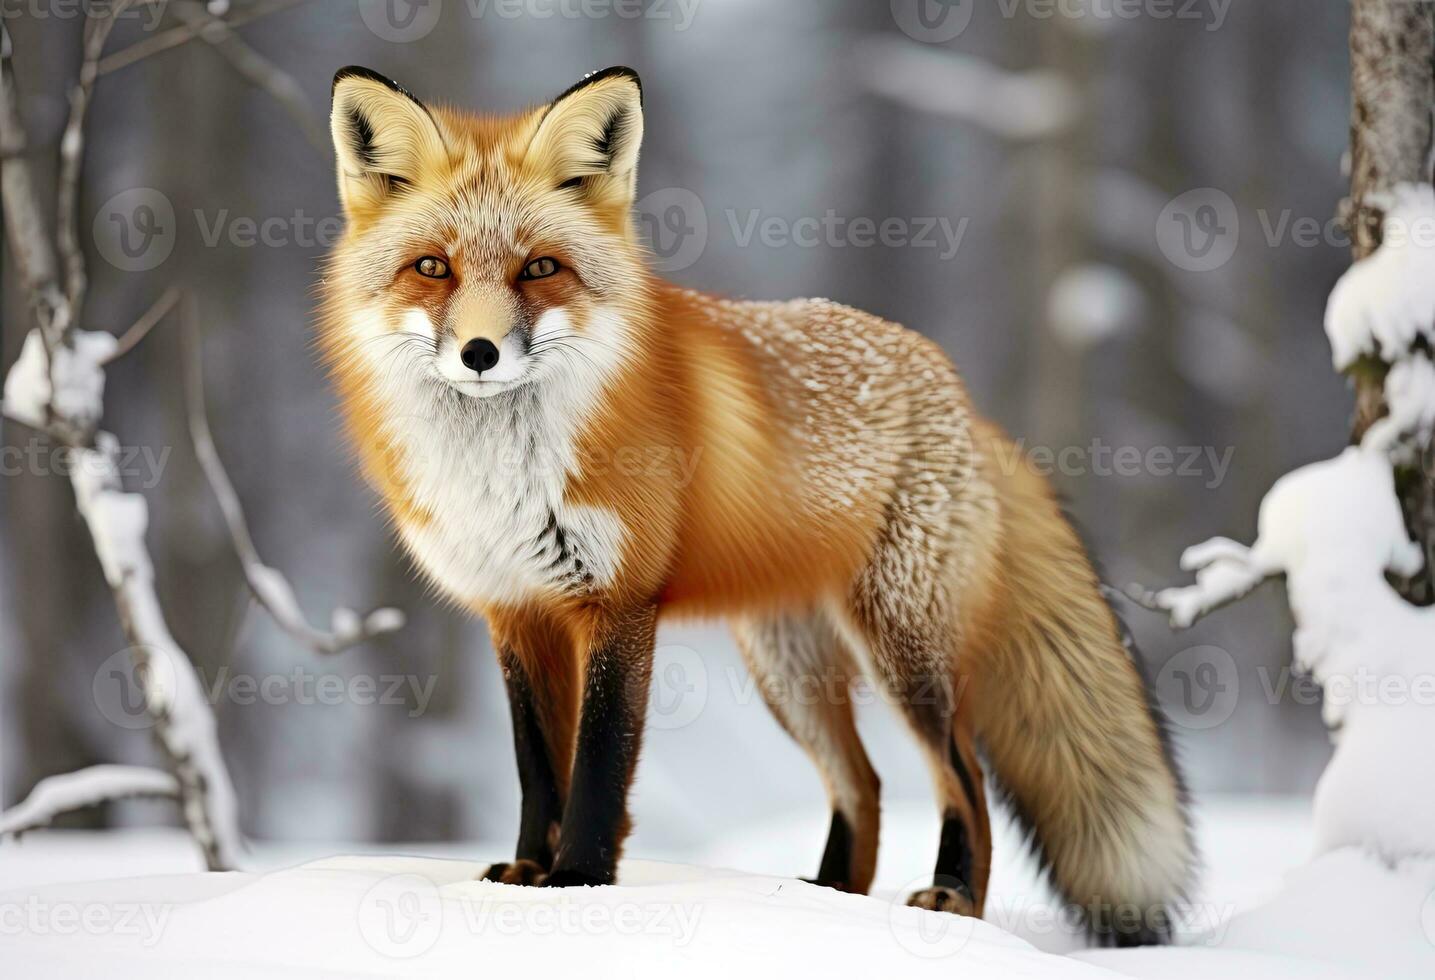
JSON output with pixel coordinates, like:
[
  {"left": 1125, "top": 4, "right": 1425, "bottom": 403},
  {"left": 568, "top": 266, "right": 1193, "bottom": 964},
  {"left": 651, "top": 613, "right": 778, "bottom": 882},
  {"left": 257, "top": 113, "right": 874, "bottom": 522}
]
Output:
[{"left": 541, "top": 604, "right": 657, "bottom": 888}]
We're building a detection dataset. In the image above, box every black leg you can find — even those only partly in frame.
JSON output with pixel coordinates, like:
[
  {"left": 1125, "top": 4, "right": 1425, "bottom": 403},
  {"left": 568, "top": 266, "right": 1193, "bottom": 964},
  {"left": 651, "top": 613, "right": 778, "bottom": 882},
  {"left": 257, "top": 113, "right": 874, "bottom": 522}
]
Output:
[
  {"left": 803, "top": 811, "right": 856, "bottom": 890},
  {"left": 482, "top": 653, "right": 564, "bottom": 885},
  {"left": 505, "top": 655, "right": 564, "bottom": 867},
  {"left": 542, "top": 607, "right": 656, "bottom": 887}
]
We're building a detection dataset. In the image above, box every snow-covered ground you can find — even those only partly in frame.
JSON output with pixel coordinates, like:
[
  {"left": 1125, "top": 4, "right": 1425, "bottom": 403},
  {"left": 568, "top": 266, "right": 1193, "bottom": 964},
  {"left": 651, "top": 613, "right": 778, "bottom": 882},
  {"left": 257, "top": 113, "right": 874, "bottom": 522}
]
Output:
[{"left": 2, "top": 794, "right": 1430, "bottom": 978}]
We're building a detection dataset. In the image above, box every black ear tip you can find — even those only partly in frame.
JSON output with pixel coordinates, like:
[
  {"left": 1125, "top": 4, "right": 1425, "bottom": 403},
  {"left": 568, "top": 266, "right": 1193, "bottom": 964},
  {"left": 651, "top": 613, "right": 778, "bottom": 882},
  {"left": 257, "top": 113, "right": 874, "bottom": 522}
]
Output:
[
  {"left": 556, "top": 66, "right": 644, "bottom": 107},
  {"left": 333, "top": 65, "right": 410, "bottom": 96}
]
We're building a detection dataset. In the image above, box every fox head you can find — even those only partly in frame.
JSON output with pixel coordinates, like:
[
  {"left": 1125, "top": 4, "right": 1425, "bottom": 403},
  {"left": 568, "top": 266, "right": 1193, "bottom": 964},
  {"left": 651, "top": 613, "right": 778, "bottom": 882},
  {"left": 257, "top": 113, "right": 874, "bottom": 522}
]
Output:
[{"left": 321, "top": 66, "right": 650, "bottom": 401}]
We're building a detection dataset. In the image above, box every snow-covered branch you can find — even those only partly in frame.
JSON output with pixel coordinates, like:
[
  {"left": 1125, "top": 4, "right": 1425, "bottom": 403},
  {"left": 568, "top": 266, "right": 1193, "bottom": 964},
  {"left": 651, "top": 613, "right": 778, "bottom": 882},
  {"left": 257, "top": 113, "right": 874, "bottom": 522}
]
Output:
[
  {"left": 0, "top": 766, "right": 179, "bottom": 839},
  {"left": 1, "top": 0, "right": 395, "bottom": 869},
  {"left": 1126, "top": 537, "right": 1272, "bottom": 630},
  {"left": 180, "top": 303, "right": 405, "bottom": 655}
]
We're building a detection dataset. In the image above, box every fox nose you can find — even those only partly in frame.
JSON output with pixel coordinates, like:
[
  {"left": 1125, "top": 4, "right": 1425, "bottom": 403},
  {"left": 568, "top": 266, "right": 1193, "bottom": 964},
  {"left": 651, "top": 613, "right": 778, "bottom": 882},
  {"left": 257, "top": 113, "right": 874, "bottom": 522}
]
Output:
[{"left": 460, "top": 338, "right": 500, "bottom": 375}]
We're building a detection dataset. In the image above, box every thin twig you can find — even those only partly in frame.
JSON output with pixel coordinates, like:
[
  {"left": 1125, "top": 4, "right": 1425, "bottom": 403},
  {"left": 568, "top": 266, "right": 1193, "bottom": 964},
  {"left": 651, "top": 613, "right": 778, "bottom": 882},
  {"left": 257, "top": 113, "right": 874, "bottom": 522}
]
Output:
[
  {"left": 57, "top": 1, "right": 136, "bottom": 325},
  {"left": 181, "top": 297, "right": 404, "bottom": 655},
  {"left": 98, "top": 0, "right": 307, "bottom": 77},
  {"left": 103, "top": 286, "right": 182, "bottom": 364},
  {"left": 169, "top": 2, "right": 329, "bottom": 155}
]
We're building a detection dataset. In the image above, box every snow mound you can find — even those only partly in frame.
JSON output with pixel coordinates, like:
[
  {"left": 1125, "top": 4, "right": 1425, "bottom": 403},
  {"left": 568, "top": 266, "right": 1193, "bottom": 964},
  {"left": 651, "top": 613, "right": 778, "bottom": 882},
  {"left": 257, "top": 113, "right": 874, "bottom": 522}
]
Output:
[{"left": 0, "top": 856, "right": 1124, "bottom": 979}]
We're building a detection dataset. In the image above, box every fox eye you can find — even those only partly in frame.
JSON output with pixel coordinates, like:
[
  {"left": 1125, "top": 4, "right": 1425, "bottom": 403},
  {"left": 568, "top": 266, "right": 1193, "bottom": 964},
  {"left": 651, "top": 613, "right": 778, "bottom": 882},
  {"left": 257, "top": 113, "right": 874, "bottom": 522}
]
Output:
[
  {"left": 520, "top": 257, "right": 560, "bottom": 281},
  {"left": 414, "top": 256, "right": 450, "bottom": 279}
]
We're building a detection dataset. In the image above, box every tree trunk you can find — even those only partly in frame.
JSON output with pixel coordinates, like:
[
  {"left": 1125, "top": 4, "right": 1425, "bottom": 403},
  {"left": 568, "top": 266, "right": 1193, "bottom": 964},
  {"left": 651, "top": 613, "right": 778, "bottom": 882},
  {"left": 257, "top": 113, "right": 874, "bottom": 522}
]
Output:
[{"left": 1346, "top": 0, "right": 1435, "bottom": 603}]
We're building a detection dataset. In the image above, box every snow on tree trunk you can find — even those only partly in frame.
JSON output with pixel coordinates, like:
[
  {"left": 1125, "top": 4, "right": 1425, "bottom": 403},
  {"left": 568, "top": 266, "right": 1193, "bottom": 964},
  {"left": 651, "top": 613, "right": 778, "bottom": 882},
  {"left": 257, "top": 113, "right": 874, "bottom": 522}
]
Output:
[
  {"left": 1133, "top": 2, "right": 1435, "bottom": 861},
  {"left": 1345, "top": 0, "right": 1435, "bottom": 603}
]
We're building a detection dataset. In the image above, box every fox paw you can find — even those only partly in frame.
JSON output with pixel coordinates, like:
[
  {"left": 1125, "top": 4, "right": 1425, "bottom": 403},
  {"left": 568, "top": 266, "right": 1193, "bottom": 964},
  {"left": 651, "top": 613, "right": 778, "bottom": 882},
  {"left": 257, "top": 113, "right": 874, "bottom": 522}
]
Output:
[
  {"left": 906, "top": 885, "right": 975, "bottom": 917},
  {"left": 538, "top": 869, "right": 606, "bottom": 888},
  {"left": 479, "top": 859, "right": 547, "bottom": 886}
]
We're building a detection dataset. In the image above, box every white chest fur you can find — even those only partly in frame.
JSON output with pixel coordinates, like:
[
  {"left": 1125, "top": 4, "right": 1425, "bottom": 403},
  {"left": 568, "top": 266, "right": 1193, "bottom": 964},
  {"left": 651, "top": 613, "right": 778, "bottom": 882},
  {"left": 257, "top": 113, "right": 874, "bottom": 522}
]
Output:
[
  {"left": 356, "top": 309, "right": 629, "bottom": 609},
  {"left": 388, "top": 386, "right": 626, "bottom": 607}
]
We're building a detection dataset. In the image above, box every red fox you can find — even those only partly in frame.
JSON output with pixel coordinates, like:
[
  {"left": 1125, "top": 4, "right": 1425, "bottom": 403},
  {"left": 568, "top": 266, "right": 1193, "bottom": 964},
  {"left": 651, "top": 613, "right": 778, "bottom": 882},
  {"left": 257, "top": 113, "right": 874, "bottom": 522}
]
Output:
[{"left": 320, "top": 65, "right": 1195, "bottom": 945}]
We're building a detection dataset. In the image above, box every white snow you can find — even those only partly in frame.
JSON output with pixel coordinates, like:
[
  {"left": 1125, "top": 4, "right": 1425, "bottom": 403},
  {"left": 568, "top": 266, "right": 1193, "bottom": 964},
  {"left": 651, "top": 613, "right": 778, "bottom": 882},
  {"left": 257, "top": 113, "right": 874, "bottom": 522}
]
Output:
[
  {"left": 1047, "top": 263, "right": 1146, "bottom": 349},
  {"left": 1325, "top": 183, "right": 1435, "bottom": 370},
  {"left": 1149, "top": 447, "right": 1435, "bottom": 860},
  {"left": 2, "top": 328, "right": 117, "bottom": 431},
  {"left": 0, "top": 767, "right": 177, "bottom": 838},
  {"left": 0, "top": 797, "right": 1428, "bottom": 979},
  {"left": 1364, "top": 351, "right": 1435, "bottom": 459}
]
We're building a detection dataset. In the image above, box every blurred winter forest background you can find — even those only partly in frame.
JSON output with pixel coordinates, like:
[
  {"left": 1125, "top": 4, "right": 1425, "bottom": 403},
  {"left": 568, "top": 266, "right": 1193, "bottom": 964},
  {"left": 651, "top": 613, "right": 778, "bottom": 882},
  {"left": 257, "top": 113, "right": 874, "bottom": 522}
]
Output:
[{"left": 1, "top": 0, "right": 1356, "bottom": 852}]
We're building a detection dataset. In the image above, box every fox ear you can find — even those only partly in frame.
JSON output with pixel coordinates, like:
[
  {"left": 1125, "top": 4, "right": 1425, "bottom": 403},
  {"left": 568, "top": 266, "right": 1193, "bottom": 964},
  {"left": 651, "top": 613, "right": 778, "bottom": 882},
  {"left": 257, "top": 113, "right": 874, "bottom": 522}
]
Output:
[
  {"left": 526, "top": 67, "right": 644, "bottom": 209},
  {"left": 330, "top": 66, "right": 448, "bottom": 221}
]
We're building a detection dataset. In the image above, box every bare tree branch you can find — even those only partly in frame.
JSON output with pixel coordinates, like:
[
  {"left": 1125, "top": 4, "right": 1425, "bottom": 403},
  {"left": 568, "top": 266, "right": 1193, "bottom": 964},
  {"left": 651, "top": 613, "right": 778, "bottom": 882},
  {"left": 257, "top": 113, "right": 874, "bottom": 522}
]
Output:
[
  {"left": 181, "top": 298, "right": 405, "bottom": 655},
  {"left": 103, "top": 286, "right": 182, "bottom": 364},
  {"left": 169, "top": 1, "right": 329, "bottom": 155},
  {"left": 56, "top": 2, "right": 135, "bottom": 325},
  {"left": 0, "top": 23, "right": 69, "bottom": 346},
  {"left": 0, "top": 766, "right": 179, "bottom": 839},
  {"left": 98, "top": 0, "right": 308, "bottom": 77}
]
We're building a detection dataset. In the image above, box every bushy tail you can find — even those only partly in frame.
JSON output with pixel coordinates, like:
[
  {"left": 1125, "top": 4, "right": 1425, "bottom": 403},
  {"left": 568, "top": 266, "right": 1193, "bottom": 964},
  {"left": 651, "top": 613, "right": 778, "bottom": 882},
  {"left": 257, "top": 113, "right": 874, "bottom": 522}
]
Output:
[{"left": 966, "top": 424, "right": 1196, "bottom": 946}]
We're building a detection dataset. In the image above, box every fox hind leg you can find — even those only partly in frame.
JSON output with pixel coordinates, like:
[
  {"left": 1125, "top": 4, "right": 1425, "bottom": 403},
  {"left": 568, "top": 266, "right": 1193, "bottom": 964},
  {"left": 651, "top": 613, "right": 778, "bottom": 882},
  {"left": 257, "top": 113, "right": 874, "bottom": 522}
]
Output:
[
  {"left": 733, "top": 613, "right": 881, "bottom": 894},
  {"left": 839, "top": 541, "right": 993, "bottom": 917}
]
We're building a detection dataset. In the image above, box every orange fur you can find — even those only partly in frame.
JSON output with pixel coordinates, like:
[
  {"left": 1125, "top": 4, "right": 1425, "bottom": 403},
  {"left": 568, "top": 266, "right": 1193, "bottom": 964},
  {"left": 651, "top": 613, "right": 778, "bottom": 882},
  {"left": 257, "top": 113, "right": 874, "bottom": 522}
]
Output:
[{"left": 318, "top": 66, "right": 1193, "bottom": 934}]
